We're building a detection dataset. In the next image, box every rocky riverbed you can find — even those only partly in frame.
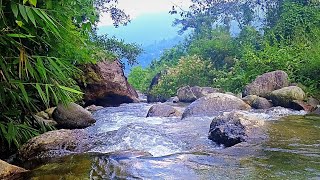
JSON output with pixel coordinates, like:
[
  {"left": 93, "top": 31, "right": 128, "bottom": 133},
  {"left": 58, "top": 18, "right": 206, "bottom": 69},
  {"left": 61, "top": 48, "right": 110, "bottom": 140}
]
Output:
[{"left": 15, "top": 102, "right": 320, "bottom": 179}]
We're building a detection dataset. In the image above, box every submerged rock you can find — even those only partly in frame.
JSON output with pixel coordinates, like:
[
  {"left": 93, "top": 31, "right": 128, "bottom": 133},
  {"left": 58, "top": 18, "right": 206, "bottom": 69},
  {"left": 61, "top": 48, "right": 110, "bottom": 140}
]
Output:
[
  {"left": 53, "top": 103, "right": 96, "bottom": 129},
  {"left": 85, "top": 104, "right": 104, "bottom": 112},
  {"left": 182, "top": 93, "right": 251, "bottom": 118},
  {"left": 208, "top": 111, "right": 266, "bottom": 147},
  {"left": 243, "top": 70, "right": 289, "bottom": 97},
  {"left": 81, "top": 60, "right": 139, "bottom": 107},
  {"left": 268, "top": 86, "right": 305, "bottom": 109},
  {"left": 18, "top": 129, "right": 92, "bottom": 162},
  {"left": 0, "top": 159, "right": 28, "bottom": 180},
  {"left": 146, "top": 104, "right": 181, "bottom": 117}
]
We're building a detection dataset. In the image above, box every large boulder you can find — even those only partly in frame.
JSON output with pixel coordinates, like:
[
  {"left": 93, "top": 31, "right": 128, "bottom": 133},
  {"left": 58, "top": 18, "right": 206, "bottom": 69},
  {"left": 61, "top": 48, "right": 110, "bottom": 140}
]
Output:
[
  {"left": 52, "top": 103, "right": 96, "bottom": 129},
  {"left": 147, "top": 71, "right": 169, "bottom": 103},
  {"left": 242, "top": 95, "right": 272, "bottom": 109},
  {"left": 177, "top": 86, "right": 197, "bottom": 102},
  {"left": 177, "top": 86, "right": 222, "bottom": 102},
  {"left": 182, "top": 93, "right": 251, "bottom": 118},
  {"left": 268, "top": 86, "right": 306, "bottom": 109},
  {"left": 146, "top": 104, "right": 181, "bottom": 117},
  {"left": 81, "top": 60, "right": 139, "bottom": 107},
  {"left": 18, "top": 129, "right": 92, "bottom": 162},
  {"left": 0, "top": 160, "right": 28, "bottom": 179},
  {"left": 208, "top": 111, "right": 266, "bottom": 147},
  {"left": 243, "top": 70, "right": 289, "bottom": 97}
]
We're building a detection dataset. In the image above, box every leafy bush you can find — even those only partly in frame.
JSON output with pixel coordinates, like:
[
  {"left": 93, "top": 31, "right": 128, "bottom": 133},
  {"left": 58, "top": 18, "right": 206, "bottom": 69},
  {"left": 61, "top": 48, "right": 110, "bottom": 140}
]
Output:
[{"left": 150, "top": 55, "right": 214, "bottom": 97}]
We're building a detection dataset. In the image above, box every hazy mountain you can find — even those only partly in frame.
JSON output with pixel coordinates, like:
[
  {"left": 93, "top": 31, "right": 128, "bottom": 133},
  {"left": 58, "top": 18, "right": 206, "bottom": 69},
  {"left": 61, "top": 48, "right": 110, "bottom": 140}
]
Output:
[
  {"left": 98, "top": 12, "right": 186, "bottom": 74},
  {"left": 98, "top": 12, "right": 183, "bottom": 47}
]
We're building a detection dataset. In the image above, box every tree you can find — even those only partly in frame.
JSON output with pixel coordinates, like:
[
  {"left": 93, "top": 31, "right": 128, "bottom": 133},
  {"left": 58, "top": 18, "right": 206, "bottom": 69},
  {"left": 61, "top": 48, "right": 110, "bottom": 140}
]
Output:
[{"left": 0, "top": 0, "right": 140, "bottom": 154}]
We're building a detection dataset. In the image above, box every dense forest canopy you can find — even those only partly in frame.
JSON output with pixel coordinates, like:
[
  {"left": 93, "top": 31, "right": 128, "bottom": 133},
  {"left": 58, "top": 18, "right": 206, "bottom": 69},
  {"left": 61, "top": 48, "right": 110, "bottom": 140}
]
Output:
[
  {"left": 129, "top": 0, "right": 320, "bottom": 100},
  {"left": 0, "top": 0, "right": 141, "bottom": 153}
]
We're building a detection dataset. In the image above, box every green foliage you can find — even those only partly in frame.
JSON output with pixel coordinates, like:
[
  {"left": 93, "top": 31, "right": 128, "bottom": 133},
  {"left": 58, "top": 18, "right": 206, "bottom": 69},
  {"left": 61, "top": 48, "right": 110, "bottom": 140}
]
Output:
[
  {"left": 150, "top": 55, "right": 214, "bottom": 98},
  {"left": 188, "top": 27, "right": 237, "bottom": 69},
  {"left": 128, "top": 66, "right": 153, "bottom": 93},
  {"left": 0, "top": 0, "right": 139, "bottom": 152},
  {"left": 141, "top": 0, "right": 320, "bottom": 99}
]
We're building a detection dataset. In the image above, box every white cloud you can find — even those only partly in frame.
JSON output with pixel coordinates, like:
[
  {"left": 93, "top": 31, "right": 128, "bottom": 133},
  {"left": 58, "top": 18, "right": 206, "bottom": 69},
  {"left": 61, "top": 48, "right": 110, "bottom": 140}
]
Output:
[{"left": 98, "top": 0, "right": 192, "bottom": 27}]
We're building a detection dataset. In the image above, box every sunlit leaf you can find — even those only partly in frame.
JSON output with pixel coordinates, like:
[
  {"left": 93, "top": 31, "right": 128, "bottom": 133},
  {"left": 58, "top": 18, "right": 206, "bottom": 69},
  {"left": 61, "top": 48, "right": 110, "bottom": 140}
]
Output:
[
  {"left": 26, "top": 6, "right": 36, "bottom": 26},
  {"left": 18, "top": 4, "right": 28, "bottom": 23},
  {"left": 58, "top": 85, "right": 83, "bottom": 94},
  {"left": 29, "top": 0, "right": 37, "bottom": 7}
]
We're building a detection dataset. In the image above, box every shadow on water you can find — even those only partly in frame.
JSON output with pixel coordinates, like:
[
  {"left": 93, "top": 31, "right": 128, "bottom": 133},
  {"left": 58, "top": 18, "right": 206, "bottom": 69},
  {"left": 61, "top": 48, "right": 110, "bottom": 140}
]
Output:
[{"left": 20, "top": 103, "right": 320, "bottom": 179}]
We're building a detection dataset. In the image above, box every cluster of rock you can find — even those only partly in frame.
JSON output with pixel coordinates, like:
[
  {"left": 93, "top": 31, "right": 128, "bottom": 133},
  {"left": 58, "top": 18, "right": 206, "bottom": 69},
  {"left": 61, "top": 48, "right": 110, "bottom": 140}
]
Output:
[
  {"left": 34, "top": 102, "right": 98, "bottom": 129},
  {"left": 146, "top": 70, "right": 319, "bottom": 148}
]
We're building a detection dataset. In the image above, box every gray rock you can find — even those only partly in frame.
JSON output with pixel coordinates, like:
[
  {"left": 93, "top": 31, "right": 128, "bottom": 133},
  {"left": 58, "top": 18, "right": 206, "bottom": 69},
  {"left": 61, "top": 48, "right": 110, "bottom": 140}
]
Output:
[
  {"left": 307, "top": 97, "right": 319, "bottom": 108},
  {"left": 242, "top": 95, "right": 259, "bottom": 106},
  {"left": 18, "top": 129, "right": 92, "bottom": 162},
  {"left": 166, "top": 96, "right": 179, "bottom": 103},
  {"left": 33, "top": 115, "right": 58, "bottom": 127},
  {"left": 268, "top": 86, "right": 306, "bottom": 109},
  {"left": 252, "top": 97, "right": 273, "bottom": 109},
  {"left": 177, "top": 86, "right": 222, "bottom": 102},
  {"left": 177, "top": 86, "right": 197, "bottom": 102},
  {"left": 182, "top": 93, "right": 251, "bottom": 118},
  {"left": 0, "top": 159, "right": 28, "bottom": 180},
  {"left": 191, "top": 86, "right": 222, "bottom": 99},
  {"left": 53, "top": 103, "right": 96, "bottom": 129},
  {"left": 208, "top": 111, "right": 266, "bottom": 147},
  {"left": 146, "top": 104, "right": 181, "bottom": 117},
  {"left": 82, "top": 60, "right": 139, "bottom": 107},
  {"left": 85, "top": 104, "right": 104, "bottom": 112},
  {"left": 243, "top": 70, "right": 289, "bottom": 97},
  {"left": 311, "top": 107, "right": 320, "bottom": 115}
]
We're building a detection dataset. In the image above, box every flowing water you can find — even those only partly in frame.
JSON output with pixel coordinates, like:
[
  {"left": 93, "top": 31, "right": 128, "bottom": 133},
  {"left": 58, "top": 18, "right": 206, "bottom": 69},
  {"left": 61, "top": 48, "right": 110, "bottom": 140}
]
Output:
[{"left": 23, "top": 103, "right": 320, "bottom": 179}]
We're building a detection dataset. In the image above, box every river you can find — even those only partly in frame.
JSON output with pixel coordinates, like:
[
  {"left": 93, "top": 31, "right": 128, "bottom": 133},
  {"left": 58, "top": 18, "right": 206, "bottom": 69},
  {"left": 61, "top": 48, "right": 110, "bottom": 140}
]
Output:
[{"left": 23, "top": 102, "right": 320, "bottom": 179}]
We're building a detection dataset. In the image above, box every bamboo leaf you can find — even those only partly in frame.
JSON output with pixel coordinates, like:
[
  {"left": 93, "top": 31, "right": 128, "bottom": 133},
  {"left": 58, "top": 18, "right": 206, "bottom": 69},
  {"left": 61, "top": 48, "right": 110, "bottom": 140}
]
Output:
[
  {"left": 26, "top": 6, "right": 36, "bottom": 26},
  {"left": 29, "top": 0, "right": 37, "bottom": 7},
  {"left": 17, "top": 83, "right": 29, "bottom": 103},
  {"left": 19, "top": 4, "right": 29, "bottom": 23},
  {"left": 11, "top": 3, "right": 19, "bottom": 18},
  {"left": 58, "top": 85, "right": 83, "bottom": 94},
  {"left": 35, "top": 83, "right": 48, "bottom": 106},
  {"left": 6, "top": 33, "right": 35, "bottom": 38}
]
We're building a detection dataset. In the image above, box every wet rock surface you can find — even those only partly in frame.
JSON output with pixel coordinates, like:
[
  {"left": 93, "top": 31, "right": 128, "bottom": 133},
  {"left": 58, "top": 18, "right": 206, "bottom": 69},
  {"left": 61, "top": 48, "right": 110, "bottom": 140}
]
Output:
[
  {"left": 268, "top": 86, "right": 306, "bottom": 109},
  {"left": 53, "top": 102, "right": 96, "bottom": 129},
  {"left": 81, "top": 60, "right": 139, "bottom": 106},
  {"left": 18, "top": 129, "right": 93, "bottom": 163},
  {"left": 208, "top": 111, "right": 266, "bottom": 147},
  {"left": 0, "top": 160, "right": 28, "bottom": 180},
  {"left": 146, "top": 104, "right": 181, "bottom": 117},
  {"left": 182, "top": 93, "right": 251, "bottom": 118}
]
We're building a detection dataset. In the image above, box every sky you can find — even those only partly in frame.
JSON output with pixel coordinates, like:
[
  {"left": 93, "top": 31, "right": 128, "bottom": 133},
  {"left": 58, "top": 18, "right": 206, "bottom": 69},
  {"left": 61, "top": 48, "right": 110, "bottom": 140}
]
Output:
[{"left": 98, "top": 0, "right": 192, "bottom": 27}]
